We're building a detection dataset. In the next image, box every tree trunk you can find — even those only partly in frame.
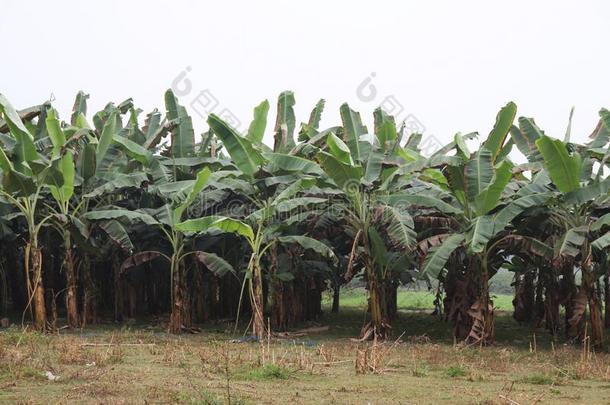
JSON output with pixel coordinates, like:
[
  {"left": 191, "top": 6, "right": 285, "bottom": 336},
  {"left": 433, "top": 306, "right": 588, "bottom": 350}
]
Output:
[
  {"left": 33, "top": 280, "right": 46, "bottom": 331},
  {"left": 64, "top": 233, "right": 80, "bottom": 328},
  {"left": 544, "top": 275, "right": 560, "bottom": 336},
  {"left": 385, "top": 282, "right": 398, "bottom": 320},
  {"left": 169, "top": 258, "right": 189, "bottom": 333},
  {"left": 82, "top": 258, "right": 97, "bottom": 326},
  {"left": 513, "top": 271, "right": 535, "bottom": 323},
  {"left": 0, "top": 260, "right": 7, "bottom": 316},
  {"left": 191, "top": 261, "right": 206, "bottom": 323},
  {"left": 453, "top": 262, "right": 475, "bottom": 340},
  {"left": 454, "top": 255, "right": 493, "bottom": 345},
  {"left": 475, "top": 259, "right": 494, "bottom": 345},
  {"left": 251, "top": 259, "right": 265, "bottom": 340},
  {"left": 331, "top": 281, "right": 340, "bottom": 313},
  {"left": 113, "top": 255, "right": 125, "bottom": 322},
  {"left": 270, "top": 246, "right": 287, "bottom": 329},
  {"left": 362, "top": 258, "right": 390, "bottom": 340},
  {"left": 368, "top": 274, "right": 384, "bottom": 334},
  {"left": 584, "top": 270, "right": 604, "bottom": 349},
  {"left": 604, "top": 266, "right": 610, "bottom": 329},
  {"left": 27, "top": 242, "right": 47, "bottom": 331},
  {"left": 443, "top": 264, "right": 460, "bottom": 322},
  {"left": 560, "top": 261, "right": 578, "bottom": 340},
  {"left": 534, "top": 274, "right": 545, "bottom": 327},
  {"left": 589, "top": 290, "right": 604, "bottom": 349}
]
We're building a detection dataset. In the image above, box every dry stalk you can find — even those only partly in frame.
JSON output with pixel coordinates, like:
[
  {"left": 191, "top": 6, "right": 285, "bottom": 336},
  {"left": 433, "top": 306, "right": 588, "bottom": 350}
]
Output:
[{"left": 355, "top": 332, "right": 405, "bottom": 374}]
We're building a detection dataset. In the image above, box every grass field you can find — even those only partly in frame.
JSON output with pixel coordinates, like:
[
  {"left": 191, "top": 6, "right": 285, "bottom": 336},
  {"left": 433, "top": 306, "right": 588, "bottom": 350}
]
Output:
[
  {"left": 2, "top": 290, "right": 610, "bottom": 404},
  {"left": 323, "top": 288, "right": 514, "bottom": 312}
]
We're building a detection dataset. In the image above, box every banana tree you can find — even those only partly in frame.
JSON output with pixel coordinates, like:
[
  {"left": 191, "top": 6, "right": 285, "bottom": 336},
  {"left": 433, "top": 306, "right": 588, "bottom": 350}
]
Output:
[
  {"left": 75, "top": 89, "right": 214, "bottom": 326},
  {"left": 309, "top": 105, "right": 418, "bottom": 339},
  {"left": 83, "top": 89, "right": 263, "bottom": 333},
  {"left": 43, "top": 107, "right": 80, "bottom": 327},
  {"left": 173, "top": 106, "right": 337, "bottom": 339},
  {"left": 175, "top": 193, "right": 336, "bottom": 340},
  {"left": 414, "top": 102, "right": 556, "bottom": 343},
  {"left": 0, "top": 94, "right": 66, "bottom": 330},
  {"left": 525, "top": 109, "right": 610, "bottom": 347},
  {"left": 84, "top": 165, "right": 233, "bottom": 333},
  {"left": 40, "top": 92, "right": 160, "bottom": 327}
]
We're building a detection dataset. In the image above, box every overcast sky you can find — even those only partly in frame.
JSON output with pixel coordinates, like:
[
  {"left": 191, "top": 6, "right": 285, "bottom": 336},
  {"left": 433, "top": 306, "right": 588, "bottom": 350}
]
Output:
[{"left": 1, "top": 0, "right": 609, "bottom": 156}]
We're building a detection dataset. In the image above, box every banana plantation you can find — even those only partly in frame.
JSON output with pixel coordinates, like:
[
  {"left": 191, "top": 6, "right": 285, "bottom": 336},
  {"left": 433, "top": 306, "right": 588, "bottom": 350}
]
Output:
[{"left": 0, "top": 90, "right": 609, "bottom": 348}]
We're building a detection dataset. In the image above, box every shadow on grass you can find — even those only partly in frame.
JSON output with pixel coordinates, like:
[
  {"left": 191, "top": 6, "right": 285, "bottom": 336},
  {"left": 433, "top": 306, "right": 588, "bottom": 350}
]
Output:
[{"left": 1, "top": 291, "right": 561, "bottom": 353}]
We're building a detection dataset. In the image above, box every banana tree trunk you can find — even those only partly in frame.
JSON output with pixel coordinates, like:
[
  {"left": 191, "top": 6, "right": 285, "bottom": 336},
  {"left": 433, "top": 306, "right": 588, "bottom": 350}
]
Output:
[
  {"left": 113, "top": 255, "right": 124, "bottom": 322},
  {"left": 583, "top": 269, "right": 604, "bottom": 349},
  {"left": 561, "top": 261, "right": 578, "bottom": 340},
  {"left": 82, "top": 257, "right": 97, "bottom": 326},
  {"left": 604, "top": 266, "right": 610, "bottom": 329},
  {"left": 513, "top": 271, "right": 535, "bottom": 323},
  {"left": 477, "top": 258, "right": 494, "bottom": 344},
  {"left": 443, "top": 264, "right": 461, "bottom": 322},
  {"left": 368, "top": 274, "right": 384, "bottom": 335},
  {"left": 362, "top": 257, "right": 390, "bottom": 340},
  {"left": 385, "top": 281, "right": 398, "bottom": 320},
  {"left": 455, "top": 255, "right": 493, "bottom": 345},
  {"left": 270, "top": 245, "right": 287, "bottom": 329},
  {"left": 535, "top": 275, "right": 545, "bottom": 326},
  {"left": 453, "top": 261, "right": 475, "bottom": 340},
  {"left": 272, "top": 281, "right": 300, "bottom": 329},
  {"left": 63, "top": 232, "right": 80, "bottom": 328},
  {"left": 26, "top": 241, "right": 47, "bottom": 331},
  {"left": 544, "top": 288, "right": 560, "bottom": 336},
  {"left": 331, "top": 276, "right": 340, "bottom": 314},
  {"left": 543, "top": 269, "right": 560, "bottom": 336},
  {"left": 191, "top": 261, "right": 206, "bottom": 323},
  {"left": 251, "top": 259, "right": 265, "bottom": 340},
  {"left": 0, "top": 260, "right": 7, "bottom": 316},
  {"left": 589, "top": 288, "right": 604, "bottom": 349},
  {"left": 169, "top": 256, "right": 189, "bottom": 333}
]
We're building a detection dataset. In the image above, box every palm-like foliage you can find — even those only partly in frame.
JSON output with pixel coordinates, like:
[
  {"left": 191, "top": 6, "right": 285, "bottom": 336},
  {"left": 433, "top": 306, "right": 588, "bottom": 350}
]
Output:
[
  {"left": 412, "top": 103, "right": 553, "bottom": 343},
  {"left": 0, "top": 95, "right": 65, "bottom": 330},
  {"left": 311, "top": 107, "right": 417, "bottom": 339},
  {"left": 514, "top": 111, "right": 610, "bottom": 346},
  {"left": 176, "top": 105, "right": 337, "bottom": 339},
  {"left": 0, "top": 89, "right": 608, "bottom": 350}
]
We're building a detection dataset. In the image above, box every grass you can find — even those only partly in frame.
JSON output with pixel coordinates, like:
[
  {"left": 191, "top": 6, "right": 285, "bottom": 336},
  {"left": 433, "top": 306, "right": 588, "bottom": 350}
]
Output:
[
  {"left": 236, "top": 364, "right": 291, "bottom": 381},
  {"left": 1, "top": 316, "right": 609, "bottom": 404},
  {"left": 2, "top": 292, "right": 610, "bottom": 404},
  {"left": 323, "top": 287, "right": 514, "bottom": 312},
  {"left": 519, "top": 373, "right": 556, "bottom": 385},
  {"left": 446, "top": 365, "right": 468, "bottom": 378}
]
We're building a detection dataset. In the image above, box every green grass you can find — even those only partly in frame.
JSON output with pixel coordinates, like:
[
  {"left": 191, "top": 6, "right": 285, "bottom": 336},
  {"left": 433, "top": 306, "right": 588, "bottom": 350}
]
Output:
[
  {"left": 237, "top": 364, "right": 291, "bottom": 381},
  {"left": 446, "top": 366, "right": 468, "bottom": 378},
  {"left": 519, "top": 373, "right": 556, "bottom": 385},
  {"left": 324, "top": 288, "right": 514, "bottom": 312},
  {"left": 175, "top": 390, "right": 224, "bottom": 405}
]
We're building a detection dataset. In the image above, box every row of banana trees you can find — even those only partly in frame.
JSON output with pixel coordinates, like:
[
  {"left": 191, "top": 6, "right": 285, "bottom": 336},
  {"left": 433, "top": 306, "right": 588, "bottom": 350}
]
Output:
[{"left": 0, "top": 90, "right": 608, "bottom": 346}]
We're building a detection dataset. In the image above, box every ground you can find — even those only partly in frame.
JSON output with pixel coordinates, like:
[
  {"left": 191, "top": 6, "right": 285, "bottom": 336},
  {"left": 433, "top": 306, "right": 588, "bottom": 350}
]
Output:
[{"left": 1, "top": 290, "right": 610, "bottom": 404}]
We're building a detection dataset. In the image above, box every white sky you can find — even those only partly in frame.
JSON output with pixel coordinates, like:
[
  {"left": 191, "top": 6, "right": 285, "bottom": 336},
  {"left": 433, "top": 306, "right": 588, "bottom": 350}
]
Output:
[{"left": 1, "top": 0, "right": 609, "bottom": 156}]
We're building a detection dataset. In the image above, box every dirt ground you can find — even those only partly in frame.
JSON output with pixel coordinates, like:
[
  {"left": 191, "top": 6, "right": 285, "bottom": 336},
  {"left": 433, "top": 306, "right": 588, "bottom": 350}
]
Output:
[{"left": 1, "top": 310, "right": 610, "bottom": 404}]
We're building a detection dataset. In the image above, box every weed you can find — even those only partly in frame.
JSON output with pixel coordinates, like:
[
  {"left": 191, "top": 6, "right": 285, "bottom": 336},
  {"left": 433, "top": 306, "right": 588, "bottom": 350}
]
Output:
[
  {"left": 446, "top": 366, "right": 467, "bottom": 377},
  {"left": 519, "top": 373, "right": 555, "bottom": 385},
  {"left": 2, "top": 314, "right": 610, "bottom": 404},
  {"left": 175, "top": 389, "right": 223, "bottom": 405},
  {"left": 237, "top": 364, "right": 291, "bottom": 381},
  {"left": 12, "top": 366, "right": 47, "bottom": 381},
  {"left": 412, "top": 367, "right": 428, "bottom": 377}
]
